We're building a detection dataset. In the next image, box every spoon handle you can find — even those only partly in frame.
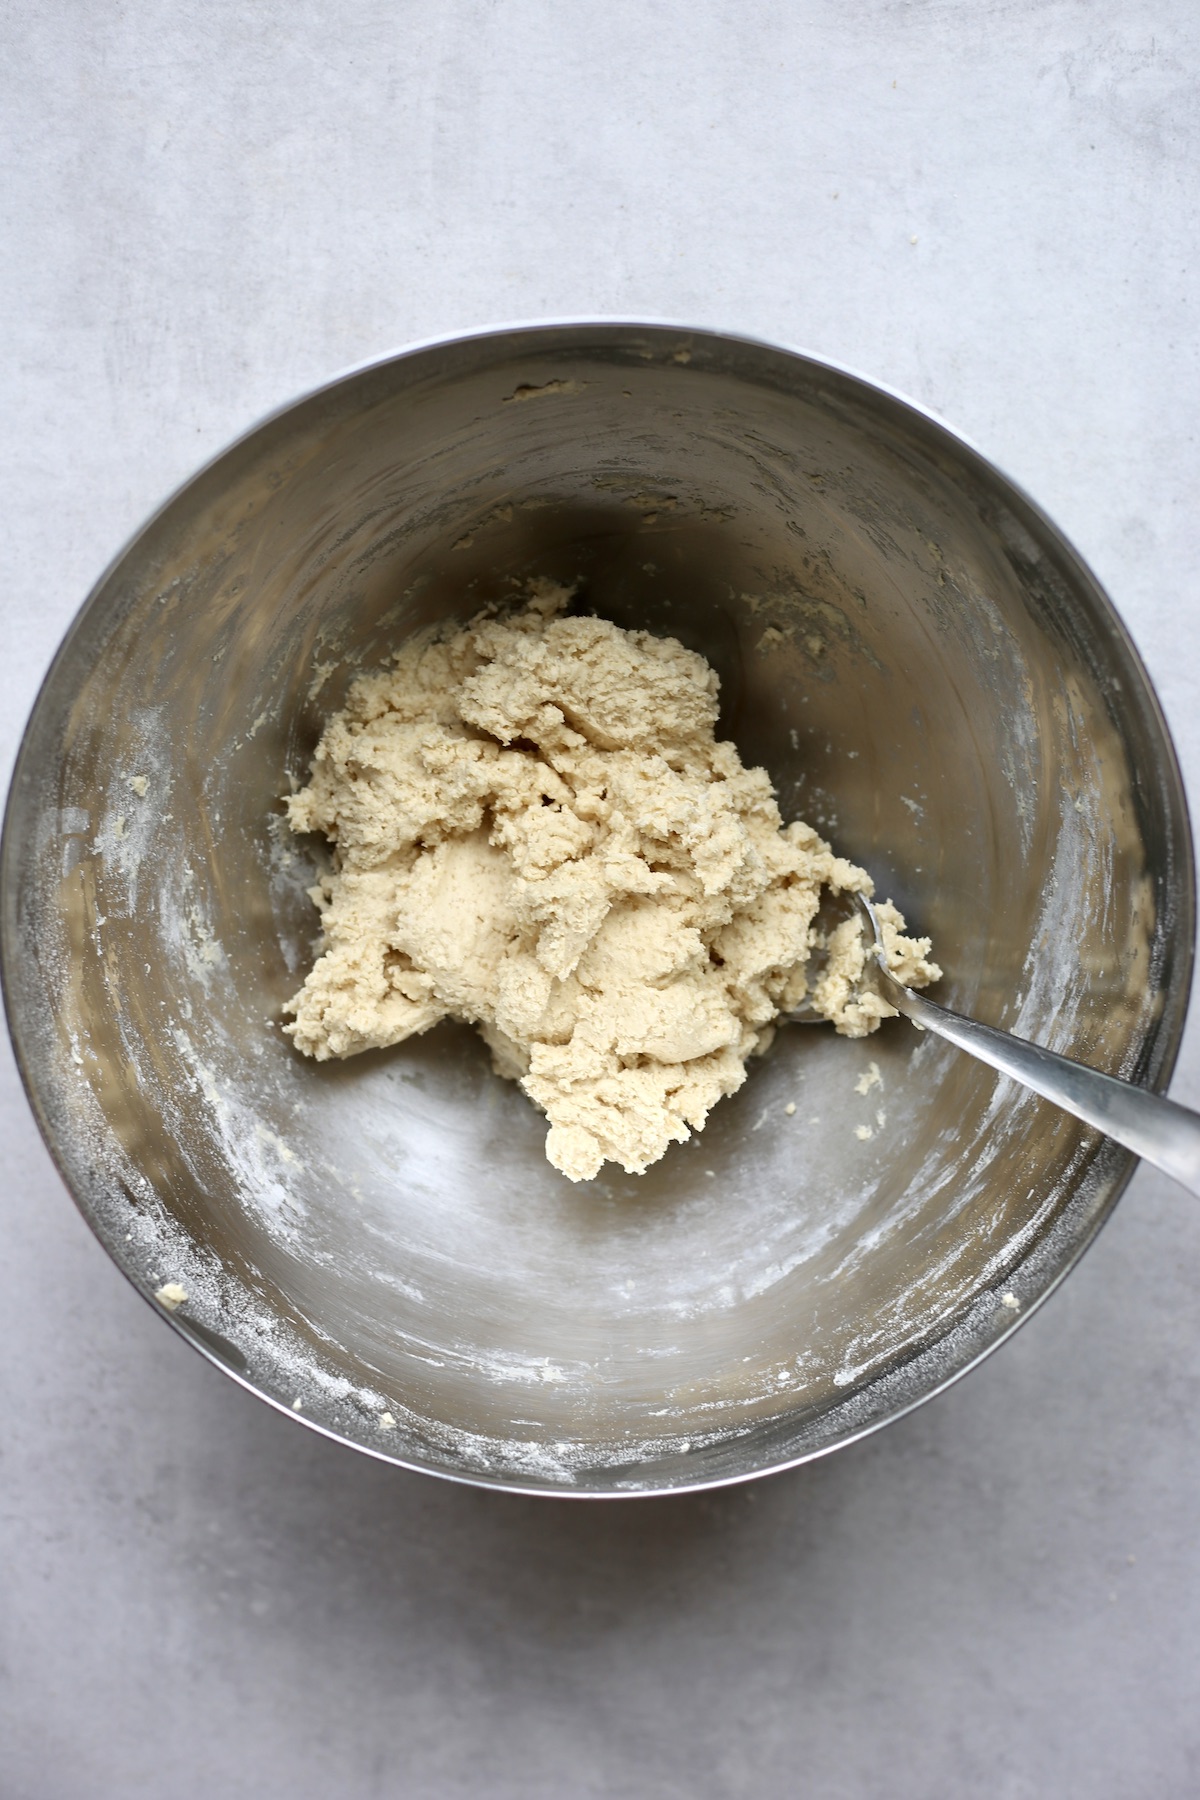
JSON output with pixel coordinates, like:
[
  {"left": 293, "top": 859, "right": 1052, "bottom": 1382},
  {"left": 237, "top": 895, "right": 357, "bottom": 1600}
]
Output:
[{"left": 883, "top": 978, "right": 1200, "bottom": 1199}]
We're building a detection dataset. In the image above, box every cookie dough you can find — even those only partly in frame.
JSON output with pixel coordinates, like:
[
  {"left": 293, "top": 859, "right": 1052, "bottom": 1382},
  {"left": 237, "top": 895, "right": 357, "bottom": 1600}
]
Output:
[{"left": 283, "top": 585, "right": 939, "bottom": 1181}]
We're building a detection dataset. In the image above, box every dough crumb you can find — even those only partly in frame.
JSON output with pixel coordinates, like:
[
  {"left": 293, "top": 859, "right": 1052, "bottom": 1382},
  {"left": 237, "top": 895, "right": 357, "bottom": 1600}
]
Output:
[
  {"left": 283, "top": 586, "right": 939, "bottom": 1181},
  {"left": 854, "top": 1123, "right": 873, "bottom": 1142},
  {"left": 854, "top": 1059, "right": 882, "bottom": 1096},
  {"left": 785, "top": 1101, "right": 796, "bottom": 1116},
  {"left": 154, "top": 1281, "right": 187, "bottom": 1311},
  {"left": 1000, "top": 1291, "right": 1021, "bottom": 1311},
  {"left": 379, "top": 1411, "right": 397, "bottom": 1429}
]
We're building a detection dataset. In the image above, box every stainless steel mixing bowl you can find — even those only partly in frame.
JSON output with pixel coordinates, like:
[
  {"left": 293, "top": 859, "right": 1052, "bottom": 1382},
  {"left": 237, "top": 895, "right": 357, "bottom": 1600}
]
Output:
[{"left": 3, "top": 323, "right": 1193, "bottom": 1495}]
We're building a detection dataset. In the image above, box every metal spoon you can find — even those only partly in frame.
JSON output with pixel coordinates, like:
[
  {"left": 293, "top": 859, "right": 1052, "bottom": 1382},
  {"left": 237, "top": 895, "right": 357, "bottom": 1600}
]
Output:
[{"left": 792, "top": 892, "right": 1200, "bottom": 1199}]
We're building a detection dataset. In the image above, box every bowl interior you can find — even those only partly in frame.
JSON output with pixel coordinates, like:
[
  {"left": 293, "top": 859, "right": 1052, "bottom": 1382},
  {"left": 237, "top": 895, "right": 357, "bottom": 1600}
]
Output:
[{"left": 3, "top": 326, "right": 1191, "bottom": 1492}]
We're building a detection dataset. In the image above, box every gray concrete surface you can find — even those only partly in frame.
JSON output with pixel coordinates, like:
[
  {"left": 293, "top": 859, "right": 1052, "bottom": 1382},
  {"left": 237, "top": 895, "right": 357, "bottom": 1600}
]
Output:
[{"left": 3, "top": 4, "right": 1199, "bottom": 1795}]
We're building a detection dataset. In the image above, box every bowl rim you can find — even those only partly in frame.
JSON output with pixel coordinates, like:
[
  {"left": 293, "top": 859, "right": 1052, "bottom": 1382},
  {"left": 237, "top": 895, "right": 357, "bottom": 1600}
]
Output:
[{"left": 3, "top": 317, "right": 1195, "bottom": 1498}]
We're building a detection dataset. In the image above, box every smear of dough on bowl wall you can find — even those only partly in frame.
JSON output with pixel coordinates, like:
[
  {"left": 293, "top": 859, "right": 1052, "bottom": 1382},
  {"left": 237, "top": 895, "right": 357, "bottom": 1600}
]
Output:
[{"left": 284, "top": 580, "right": 940, "bottom": 1180}]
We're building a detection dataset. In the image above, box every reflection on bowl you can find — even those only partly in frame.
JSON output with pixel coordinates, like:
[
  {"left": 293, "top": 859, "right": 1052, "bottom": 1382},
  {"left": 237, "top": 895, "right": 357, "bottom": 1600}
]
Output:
[{"left": 2, "top": 324, "right": 1192, "bottom": 1494}]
